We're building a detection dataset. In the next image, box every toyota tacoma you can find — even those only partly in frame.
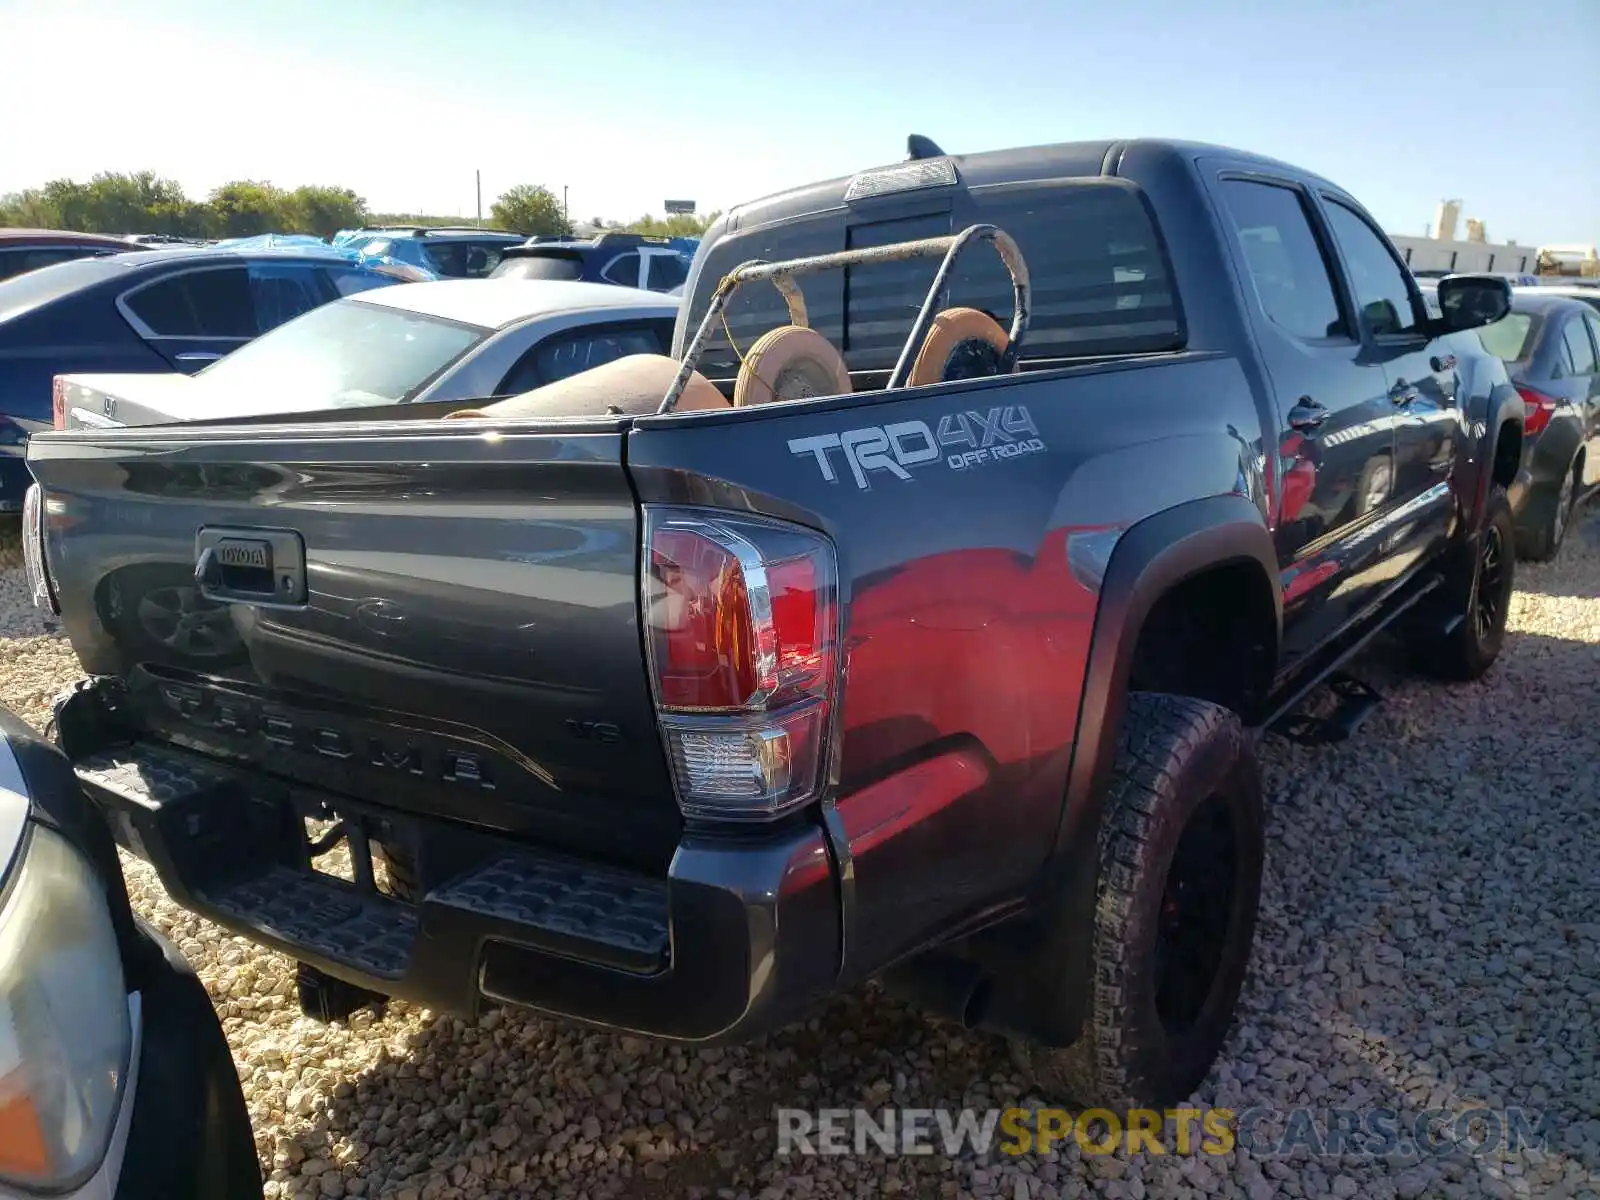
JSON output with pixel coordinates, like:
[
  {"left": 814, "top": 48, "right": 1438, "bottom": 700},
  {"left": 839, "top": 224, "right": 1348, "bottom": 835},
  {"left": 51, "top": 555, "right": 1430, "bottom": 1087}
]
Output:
[{"left": 20, "top": 137, "right": 1521, "bottom": 1108}]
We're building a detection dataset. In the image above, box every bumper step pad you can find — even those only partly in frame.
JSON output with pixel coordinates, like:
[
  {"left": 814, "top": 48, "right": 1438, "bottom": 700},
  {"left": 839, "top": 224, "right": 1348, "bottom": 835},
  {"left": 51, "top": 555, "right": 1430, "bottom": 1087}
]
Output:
[
  {"left": 72, "top": 739, "right": 670, "bottom": 981},
  {"left": 433, "top": 854, "right": 669, "bottom": 973},
  {"left": 205, "top": 865, "right": 416, "bottom": 979}
]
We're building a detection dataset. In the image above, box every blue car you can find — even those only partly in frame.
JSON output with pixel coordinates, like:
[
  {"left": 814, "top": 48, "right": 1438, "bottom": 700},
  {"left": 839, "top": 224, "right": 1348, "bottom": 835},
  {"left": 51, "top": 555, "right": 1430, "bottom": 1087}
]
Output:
[
  {"left": 0, "top": 247, "right": 402, "bottom": 511},
  {"left": 341, "top": 226, "right": 528, "bottom": 279},
  {"left": 488, "top": 232, "right": 693, "bottom": 293}
]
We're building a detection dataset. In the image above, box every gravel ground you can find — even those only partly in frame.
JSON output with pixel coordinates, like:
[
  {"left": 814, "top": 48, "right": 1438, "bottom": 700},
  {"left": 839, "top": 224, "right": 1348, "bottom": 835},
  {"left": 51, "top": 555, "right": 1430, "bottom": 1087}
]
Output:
[{"left": 1, "top": 514, "right": 1597, "bottom": 1200}]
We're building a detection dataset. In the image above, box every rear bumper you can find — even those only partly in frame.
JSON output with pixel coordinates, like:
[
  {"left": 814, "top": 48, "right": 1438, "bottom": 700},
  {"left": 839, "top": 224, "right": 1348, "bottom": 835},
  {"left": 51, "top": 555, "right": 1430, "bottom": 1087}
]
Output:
[{"left": 70, "top": 732, "right": 841, "bottom": 1044}]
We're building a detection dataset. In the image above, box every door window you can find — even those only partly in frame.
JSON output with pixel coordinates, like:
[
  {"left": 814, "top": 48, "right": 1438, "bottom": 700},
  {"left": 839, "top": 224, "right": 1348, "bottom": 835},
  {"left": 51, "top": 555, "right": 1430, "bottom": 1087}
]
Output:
[
  {"left": 496, "top": 322, "right": 668, "bottom": 394},
  {"left": 322, "top": 266, "right": 393, "bottom": 297},
  {"left": 1218, "top": 180, "right": 1346, "bottom": 341},
  {"left": 1322, "top": 200, "right": 1424, "bottom": 337},
  {"left": 1560, "top": 316, "right": 1597, "bottom": 377},
  {"left": 122, "top": 267, "right": 256, "bottom": 338},
  {"left": 644, "top": 252, "right": 689, "bottom": 293},
  {"left": 248, "top": 263, "right": 330, "bottom": 333},
  {"left": 600, "top": 252, "right": 642, "bottom": 287}
]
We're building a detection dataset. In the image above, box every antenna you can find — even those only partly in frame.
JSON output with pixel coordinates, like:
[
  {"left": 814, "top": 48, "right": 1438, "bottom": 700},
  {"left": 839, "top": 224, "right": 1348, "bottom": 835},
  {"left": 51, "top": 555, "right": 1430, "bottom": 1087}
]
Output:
[{"left": 906, "top": 134, "right": 946, "bottom": 161}]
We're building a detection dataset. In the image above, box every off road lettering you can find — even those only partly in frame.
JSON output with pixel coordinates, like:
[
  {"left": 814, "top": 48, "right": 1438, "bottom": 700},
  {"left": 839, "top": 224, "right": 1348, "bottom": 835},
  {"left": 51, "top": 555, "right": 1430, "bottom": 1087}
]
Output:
[{"left": 789, "top": 407, "right": 1043, "bottom": 489}]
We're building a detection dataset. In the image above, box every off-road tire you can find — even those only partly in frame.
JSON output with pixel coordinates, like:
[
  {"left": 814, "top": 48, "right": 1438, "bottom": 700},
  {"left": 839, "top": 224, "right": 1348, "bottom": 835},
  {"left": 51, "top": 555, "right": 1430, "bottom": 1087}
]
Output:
[
  {"left": 1515, "top": 462, "right": 1576, "bottom": 563},
  {"left": 1014, "top": 693, "right": 1265, "bottom": 1109},
  {"left": 1412, "top": 485, "right": 1515, "bottom": 681},
  {"left": 295, "top": 963, "right": 388, "bottom": 1023}
]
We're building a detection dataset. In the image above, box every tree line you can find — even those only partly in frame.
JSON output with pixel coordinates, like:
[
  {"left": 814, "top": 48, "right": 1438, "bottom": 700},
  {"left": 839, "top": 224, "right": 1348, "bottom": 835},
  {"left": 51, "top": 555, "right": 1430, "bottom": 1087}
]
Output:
[{"left": 0, "top": 171, "right": 719, "bottom": 241}]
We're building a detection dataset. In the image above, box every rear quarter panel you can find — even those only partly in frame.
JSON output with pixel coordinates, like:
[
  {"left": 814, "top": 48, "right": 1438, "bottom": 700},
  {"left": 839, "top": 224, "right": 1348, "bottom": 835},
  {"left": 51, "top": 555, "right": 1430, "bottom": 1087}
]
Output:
[
  {"left": 0, "top": 285, "right": 162, "bottom": 426},
  {"left": 627, "top": 354, "right": 1265, "bottom": 973}
]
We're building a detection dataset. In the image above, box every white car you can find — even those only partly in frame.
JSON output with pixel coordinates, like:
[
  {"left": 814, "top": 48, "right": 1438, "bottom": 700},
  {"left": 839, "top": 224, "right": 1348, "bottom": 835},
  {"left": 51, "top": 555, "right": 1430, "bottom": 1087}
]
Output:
[{"left": 55, "top": 279, "right": 681, "bottom": 429}]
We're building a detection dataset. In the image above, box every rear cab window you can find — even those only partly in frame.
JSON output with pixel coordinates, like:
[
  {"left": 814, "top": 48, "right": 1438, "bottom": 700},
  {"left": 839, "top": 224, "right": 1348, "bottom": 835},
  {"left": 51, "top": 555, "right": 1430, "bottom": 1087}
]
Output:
[{"left": 683, "top": 180, "right": 1185, "bottom": 380}]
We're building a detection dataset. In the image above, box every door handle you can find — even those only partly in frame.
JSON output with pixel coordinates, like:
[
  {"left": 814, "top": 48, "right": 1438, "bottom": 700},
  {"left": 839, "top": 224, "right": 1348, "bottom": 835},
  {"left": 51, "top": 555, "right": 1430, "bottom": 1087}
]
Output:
[
  {"left": 1287, "top": 396, "right": 1329, "bottom": 432},
  {"left": 175, "top": 351, "right": 222, "bottom": 364}
]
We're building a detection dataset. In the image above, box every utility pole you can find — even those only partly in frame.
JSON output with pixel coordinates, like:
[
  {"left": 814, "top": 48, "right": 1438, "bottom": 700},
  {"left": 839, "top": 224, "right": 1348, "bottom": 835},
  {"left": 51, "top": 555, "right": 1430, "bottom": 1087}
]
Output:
[
  {"left": 476, "top": 170, "right": 483, "bottom": 227},
  {"left": 563, "top": 185, "right": 569, "bottom": 222}
]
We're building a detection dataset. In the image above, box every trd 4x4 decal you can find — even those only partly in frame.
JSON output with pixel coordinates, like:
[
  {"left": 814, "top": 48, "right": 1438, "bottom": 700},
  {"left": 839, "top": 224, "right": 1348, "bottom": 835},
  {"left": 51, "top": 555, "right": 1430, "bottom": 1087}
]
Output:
[{"left": 788, "top": 405, "right": 1046, "bottom": 490}]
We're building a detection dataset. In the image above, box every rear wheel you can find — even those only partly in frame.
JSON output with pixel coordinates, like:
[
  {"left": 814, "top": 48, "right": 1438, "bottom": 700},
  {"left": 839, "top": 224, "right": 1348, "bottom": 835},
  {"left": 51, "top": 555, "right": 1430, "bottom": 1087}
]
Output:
[
  {"left": 1516, "top": 462, "right": 1576, "bottom": 562},
  {"left": 1013, "top": 693, "right": 1265, "bottom": 1108}
]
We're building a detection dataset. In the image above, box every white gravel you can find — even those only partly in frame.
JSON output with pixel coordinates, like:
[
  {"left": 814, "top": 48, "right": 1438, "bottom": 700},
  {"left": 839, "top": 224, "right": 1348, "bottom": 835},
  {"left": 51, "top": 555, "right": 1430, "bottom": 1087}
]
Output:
[{"left": 1, "top": 513, "right": 1597, "bottom": 1200}]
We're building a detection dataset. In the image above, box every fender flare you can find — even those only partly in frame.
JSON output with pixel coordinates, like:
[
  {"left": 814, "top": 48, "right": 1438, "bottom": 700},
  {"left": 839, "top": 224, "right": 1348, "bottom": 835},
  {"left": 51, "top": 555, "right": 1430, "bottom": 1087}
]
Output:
[
  {"left": 978, "top": 492, "right": 1280, "bottom": 1046},
  {"left": 1465, "top": 374, "right": 1526, "bottom": 533}
]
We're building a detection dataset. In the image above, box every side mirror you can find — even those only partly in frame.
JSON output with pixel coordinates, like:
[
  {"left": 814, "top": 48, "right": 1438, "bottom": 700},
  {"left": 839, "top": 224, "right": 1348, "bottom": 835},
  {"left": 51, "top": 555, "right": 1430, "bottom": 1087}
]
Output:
[{"left": 1434, "top": 274, "right": 1512, "bottom": 332}]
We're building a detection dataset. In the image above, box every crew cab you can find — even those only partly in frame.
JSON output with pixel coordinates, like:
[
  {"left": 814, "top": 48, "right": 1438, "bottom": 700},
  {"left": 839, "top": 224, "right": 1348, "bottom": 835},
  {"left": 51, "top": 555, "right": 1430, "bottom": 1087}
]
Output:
[{"left": 20, "top": 137, "right": 1520, "bottom": 1109}]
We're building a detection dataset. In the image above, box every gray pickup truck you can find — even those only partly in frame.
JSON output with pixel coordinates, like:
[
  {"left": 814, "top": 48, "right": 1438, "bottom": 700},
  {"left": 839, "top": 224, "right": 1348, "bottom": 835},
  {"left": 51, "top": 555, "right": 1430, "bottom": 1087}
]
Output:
[{"left": 21, "top": 137, "right": 1520, "bottom": 1109}]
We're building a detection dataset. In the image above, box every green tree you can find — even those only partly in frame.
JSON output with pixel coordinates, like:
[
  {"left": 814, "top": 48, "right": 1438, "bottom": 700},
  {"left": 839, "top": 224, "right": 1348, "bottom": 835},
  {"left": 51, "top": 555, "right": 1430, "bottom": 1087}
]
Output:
[
  {"left": 205, "top": 180, "right": 286, "bottom": 238},
  {"left": 622, "top": 211, "right": 719, "bottom": 237},
  {"left": 490, "top": 185, "right": 571, "bottom": 237},
  {"left": 280, "top": 185, "right": 368, "bottom": 239}
]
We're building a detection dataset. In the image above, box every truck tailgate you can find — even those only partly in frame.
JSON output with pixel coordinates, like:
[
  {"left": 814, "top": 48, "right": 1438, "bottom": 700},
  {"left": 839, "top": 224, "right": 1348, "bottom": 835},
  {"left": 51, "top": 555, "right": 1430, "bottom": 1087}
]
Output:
[{"left": 28, "top": 420, "right": 680, "bottom": 871}]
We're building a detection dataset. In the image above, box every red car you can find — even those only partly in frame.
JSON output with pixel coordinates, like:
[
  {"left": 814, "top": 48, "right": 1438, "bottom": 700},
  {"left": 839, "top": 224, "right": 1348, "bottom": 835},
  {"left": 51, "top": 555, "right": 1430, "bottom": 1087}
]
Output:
[{"left": 0, "top": 228, "right": 150, "bottom": 282}]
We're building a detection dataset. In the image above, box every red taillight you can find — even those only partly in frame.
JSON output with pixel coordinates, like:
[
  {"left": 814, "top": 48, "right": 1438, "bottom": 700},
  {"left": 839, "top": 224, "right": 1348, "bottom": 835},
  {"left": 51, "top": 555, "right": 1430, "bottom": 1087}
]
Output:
[
  {"left": 51, "top": 377, "right": 66, "bottom": 430},
  {"left": 1517, "top": 385, "right": 1557, "bottom": 437},
  {"left": 644, "top": 509, "right": 839, "bottom": 821}
]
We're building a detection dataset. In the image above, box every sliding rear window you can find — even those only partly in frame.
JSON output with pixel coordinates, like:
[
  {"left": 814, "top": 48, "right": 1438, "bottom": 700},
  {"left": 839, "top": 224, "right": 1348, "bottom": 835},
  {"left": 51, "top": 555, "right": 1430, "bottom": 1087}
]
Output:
[{"left": 682, "top": 179, "right": 1183, "bottom": 378}]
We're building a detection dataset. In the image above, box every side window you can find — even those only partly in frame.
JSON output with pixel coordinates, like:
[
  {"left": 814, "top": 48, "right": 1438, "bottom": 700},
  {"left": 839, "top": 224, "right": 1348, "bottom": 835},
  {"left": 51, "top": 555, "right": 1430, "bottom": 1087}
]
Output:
[
  {"left": 1562, "top": 318, "right": 1598, "bottom": 377},
  {"left": 496, "top": 322, "right": 667, "bottom": 395},
  {"left": 1586, "top": 314, "right": 1600, "bottom": 365},
  {"left": 1217, "top": 180, "right": 1346, "bottom": 341},
  {"left": 600, "top": 252, "right": 641, "bottom": 287},
  {"left": 644, "top": 252, "right": 688, "bottom": 293},
  {"left": 248, "top": 263, "right": 330, "bottom": 333},
  {"left": 123, "top": 267, "right": 255, "bottom": 338},
  {"left": 323, "top": 267, "right": 392, "bottom": 297},
  {"left": 1322, "top": 200, "right": 1424, "bottom": 337}
]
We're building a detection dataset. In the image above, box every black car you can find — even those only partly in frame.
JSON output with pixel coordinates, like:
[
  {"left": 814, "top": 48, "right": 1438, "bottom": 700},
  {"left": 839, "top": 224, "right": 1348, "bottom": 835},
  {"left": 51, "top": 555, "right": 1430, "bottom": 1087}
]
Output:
[
  {"left": 0, "top": 707, "right": 260, "bottom": 1197},
  {"left": 1476, "top": 293, "right": 1600, "bottom": 558},
  {"left": 489, "top": 232, "right": 691, "bottom": 293},
  {"left": 0, "top": 247, "right": 400, "bottom": 511}
]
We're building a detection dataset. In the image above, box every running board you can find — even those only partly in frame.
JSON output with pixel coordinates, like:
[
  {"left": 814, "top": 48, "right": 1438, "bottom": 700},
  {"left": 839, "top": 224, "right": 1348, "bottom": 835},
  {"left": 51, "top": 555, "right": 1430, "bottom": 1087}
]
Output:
[
  {"left": 1271, "top": 674, "right": 1383, "bottom": 746},
  {"left": 1261, "top": 573, "right": 1442, "bottom": 740}
]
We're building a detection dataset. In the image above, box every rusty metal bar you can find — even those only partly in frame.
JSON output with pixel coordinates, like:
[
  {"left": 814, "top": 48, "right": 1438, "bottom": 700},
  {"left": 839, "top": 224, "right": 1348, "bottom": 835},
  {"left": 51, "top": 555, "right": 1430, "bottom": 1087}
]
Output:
[
  {"left": 886, "top": 224, "right": 1029, "bottom": 390},
  {"left": 658, "top": 223, "right": 1032, "bottom": 413}
]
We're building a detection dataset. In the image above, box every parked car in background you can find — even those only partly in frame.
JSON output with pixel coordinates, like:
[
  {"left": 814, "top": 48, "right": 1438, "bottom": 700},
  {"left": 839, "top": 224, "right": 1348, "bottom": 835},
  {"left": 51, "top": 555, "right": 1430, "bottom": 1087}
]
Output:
[
  {"left": 0, "top": 247, "right": 402, "bottom": 511},
  {"left": 1476, "top": 292, "right": 1600, "bottom": 559},
  {"left": 0, "top": 229, "right": 152, "bottom": 283},
  {"left": 490, "top": 231, "right": 692, "bottom": 293},
  {"left": 56, "top": 279, "right": 681, "bottom": 430},
  {"left": 0, "top": 705, "right": 260, "bottom": 1198},
  {"left": 1523, "top": 282, "right": 1600, "bottom": 316},
  {"left": 342, "top": 226, "right": 527, "bottom": 279}
]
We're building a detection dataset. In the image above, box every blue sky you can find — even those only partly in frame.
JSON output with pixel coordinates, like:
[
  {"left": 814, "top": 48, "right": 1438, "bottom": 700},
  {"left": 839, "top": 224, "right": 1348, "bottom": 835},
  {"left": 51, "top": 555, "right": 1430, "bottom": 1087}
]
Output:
[{"left": 1, "top": 0, "right": 1596, "bottom": 244}]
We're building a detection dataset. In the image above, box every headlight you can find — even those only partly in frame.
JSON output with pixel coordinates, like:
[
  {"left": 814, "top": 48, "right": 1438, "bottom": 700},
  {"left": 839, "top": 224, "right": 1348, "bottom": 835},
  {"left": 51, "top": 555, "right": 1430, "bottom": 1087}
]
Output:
[{"left": 0, "top": 825, "right": 131, "bottom": 1191}]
